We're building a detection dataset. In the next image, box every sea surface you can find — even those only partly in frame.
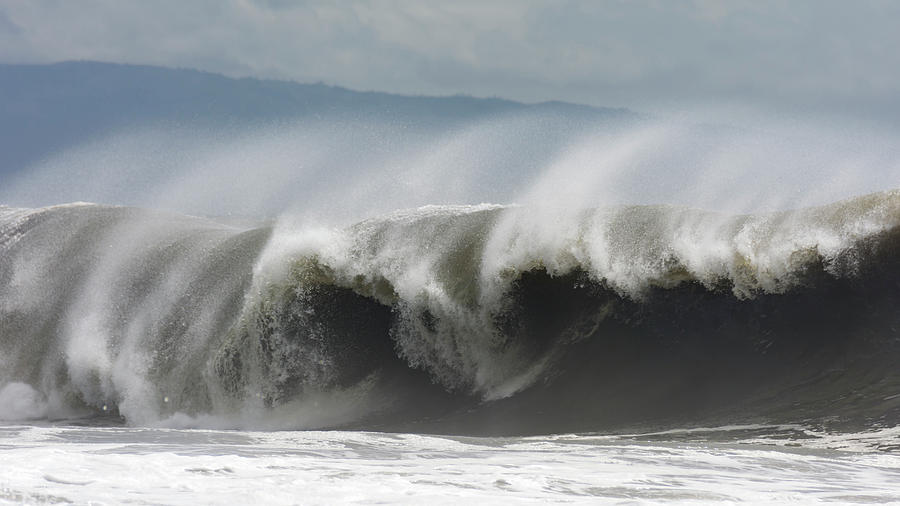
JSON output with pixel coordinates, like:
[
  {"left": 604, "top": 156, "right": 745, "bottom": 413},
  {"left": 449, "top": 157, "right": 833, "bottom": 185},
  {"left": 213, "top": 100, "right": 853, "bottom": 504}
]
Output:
[
  {"left": 3, "top": 423, "right": 900, "bottom": 504},
  {"left": 3, "top": 192, "right": 900, "bottom": 503}
]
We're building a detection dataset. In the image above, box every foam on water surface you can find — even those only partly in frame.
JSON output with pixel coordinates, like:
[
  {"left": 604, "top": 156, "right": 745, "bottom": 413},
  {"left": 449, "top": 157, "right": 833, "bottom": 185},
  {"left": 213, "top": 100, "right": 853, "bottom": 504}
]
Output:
[{"left": 1, "top": 424, "right": 899, "bottom": 504}]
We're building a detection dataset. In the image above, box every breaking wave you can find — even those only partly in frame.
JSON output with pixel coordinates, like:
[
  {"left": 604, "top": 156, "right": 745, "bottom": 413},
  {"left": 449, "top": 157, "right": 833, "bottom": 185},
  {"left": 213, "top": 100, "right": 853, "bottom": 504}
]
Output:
[{"left": 2, "top": 190, "right": 900, "bottom": 434}]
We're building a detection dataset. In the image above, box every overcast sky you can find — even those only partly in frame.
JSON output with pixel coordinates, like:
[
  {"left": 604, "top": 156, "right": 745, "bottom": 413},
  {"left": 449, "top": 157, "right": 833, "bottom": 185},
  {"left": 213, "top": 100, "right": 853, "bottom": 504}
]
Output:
[{"left": 1, "top": 0, "right": 899, "bottom": 118}]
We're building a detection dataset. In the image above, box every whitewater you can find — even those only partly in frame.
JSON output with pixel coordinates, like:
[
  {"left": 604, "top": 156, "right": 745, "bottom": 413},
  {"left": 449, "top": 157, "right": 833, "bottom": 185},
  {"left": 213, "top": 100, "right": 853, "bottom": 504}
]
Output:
[
  {"left": 2, "top": 424, "right": 900, "bottom": 504},
  {"left": 3, "top": 187, "right": 900, "bottom": 502}
]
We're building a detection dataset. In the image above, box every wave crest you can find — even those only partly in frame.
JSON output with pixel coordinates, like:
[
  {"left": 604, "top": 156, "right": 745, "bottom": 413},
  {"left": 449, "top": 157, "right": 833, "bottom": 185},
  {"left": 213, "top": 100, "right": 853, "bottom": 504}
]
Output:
[{"left": 2, "top": 190, "right": 900, "bottom": 432}]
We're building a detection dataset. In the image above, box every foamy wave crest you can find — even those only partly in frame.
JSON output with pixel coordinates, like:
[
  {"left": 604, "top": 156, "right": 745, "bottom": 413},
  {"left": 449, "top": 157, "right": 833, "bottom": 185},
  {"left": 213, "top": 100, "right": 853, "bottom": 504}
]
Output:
[
  {"left": 240, "top": 189, "right": 900, "bottom": 400},
  {"left": 2, "top": 190, "right": 900, "bottom": 432}
]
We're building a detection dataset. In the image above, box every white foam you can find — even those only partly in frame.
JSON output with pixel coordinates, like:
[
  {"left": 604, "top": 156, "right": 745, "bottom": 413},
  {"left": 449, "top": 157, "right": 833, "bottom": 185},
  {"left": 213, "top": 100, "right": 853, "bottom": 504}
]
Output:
[{"left": 1, "top": 424, "right": 899, "bottom": 504}]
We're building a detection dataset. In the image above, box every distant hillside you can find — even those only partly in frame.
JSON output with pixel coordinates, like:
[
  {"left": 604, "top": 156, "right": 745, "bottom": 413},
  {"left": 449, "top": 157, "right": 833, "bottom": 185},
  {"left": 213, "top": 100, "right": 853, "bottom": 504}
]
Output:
[{"left": 0, "top": 61, "right": 630, "bottom": 176}]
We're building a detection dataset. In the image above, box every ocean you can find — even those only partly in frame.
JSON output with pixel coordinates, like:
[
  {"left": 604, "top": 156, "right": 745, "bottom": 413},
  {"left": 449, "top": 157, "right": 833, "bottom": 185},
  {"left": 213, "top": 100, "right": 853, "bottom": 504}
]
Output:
[
  {"left": 2, "top": 191, "right": 900, "bottom": 503},
  {"left": 3, "top": 424, "right": 900, "bottom": 503}
]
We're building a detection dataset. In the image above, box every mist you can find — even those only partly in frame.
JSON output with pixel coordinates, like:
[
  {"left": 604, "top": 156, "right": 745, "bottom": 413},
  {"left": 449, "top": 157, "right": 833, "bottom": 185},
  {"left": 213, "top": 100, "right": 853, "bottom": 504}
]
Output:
[{"left": 3, "top": 105, "right": 899, "bottom": 226}]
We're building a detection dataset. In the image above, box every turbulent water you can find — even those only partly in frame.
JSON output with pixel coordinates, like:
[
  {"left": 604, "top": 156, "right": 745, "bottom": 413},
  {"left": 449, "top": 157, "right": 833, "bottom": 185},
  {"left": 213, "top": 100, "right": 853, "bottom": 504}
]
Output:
[
  {"left": 3, "top": 190, "right": 900, "bottom": 431},
  {"left": 3, "top": 190, "right": 900, "bottom": 502},
  {"left": 3, "top": 424, "right": 900, "bottom": 504}
]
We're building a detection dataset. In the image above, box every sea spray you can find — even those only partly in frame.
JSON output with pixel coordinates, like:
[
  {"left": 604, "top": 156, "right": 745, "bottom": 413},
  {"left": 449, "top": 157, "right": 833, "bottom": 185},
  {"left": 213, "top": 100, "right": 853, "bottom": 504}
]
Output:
[{"left": 2, "top": 191, "right": 900, "bottom": 433}]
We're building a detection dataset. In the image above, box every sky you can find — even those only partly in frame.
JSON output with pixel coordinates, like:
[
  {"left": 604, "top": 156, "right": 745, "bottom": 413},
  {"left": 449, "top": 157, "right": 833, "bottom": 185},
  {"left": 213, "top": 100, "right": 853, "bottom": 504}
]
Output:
[{"left": 1, "top": 0, "right": 900, "bottom": 119}]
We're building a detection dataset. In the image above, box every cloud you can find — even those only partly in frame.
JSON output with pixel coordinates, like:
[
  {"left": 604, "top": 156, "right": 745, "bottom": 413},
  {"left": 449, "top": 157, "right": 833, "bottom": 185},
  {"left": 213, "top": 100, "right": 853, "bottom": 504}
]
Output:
[{"left": 1, "top": 0, "right": 899, "bottom": 117}]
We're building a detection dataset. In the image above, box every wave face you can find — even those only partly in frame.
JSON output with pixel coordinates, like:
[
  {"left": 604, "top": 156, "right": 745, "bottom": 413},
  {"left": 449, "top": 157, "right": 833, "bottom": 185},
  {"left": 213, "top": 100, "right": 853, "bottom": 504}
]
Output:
[{"left": 2, "top": 190, "right": 900, "bottom": 434}]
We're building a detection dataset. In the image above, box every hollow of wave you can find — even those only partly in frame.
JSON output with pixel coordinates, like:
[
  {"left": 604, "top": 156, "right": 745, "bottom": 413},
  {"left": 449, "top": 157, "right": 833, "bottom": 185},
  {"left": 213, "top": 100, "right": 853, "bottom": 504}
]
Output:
[{"left": 2, "top": 190, "right": 900, "bottom": 436}]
